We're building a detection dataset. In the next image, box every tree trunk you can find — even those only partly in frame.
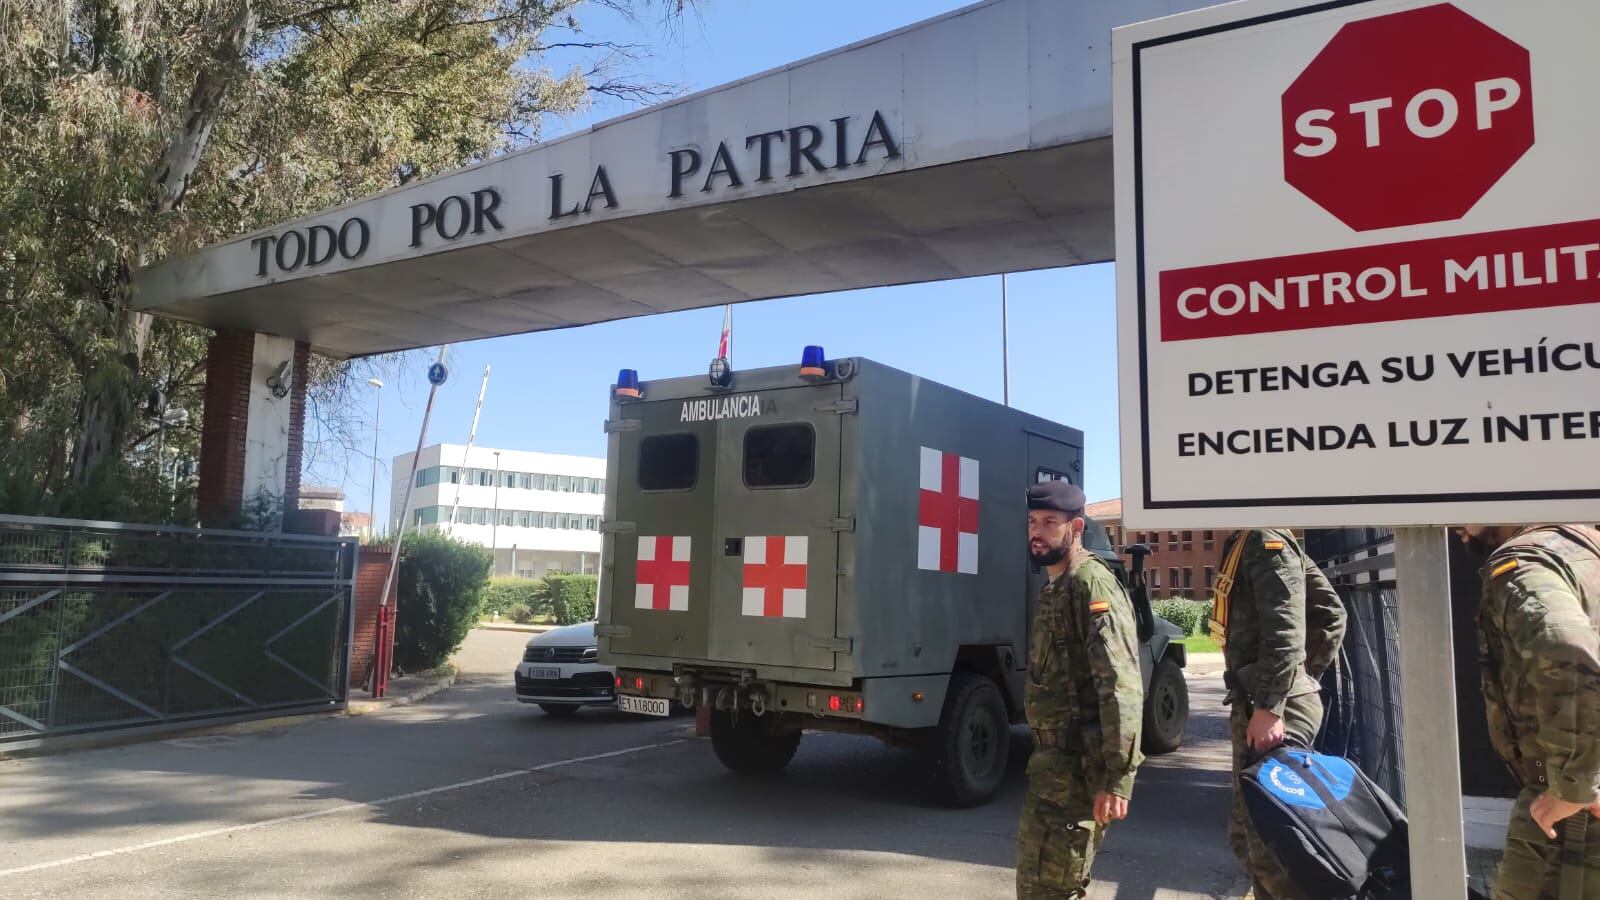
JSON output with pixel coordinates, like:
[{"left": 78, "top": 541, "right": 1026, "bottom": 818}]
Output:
[{"left": 71, "top": 2, "right": 259, "bottom": 485}]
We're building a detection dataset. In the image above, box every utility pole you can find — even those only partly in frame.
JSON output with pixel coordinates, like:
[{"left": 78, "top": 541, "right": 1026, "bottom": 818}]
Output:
[
  {"left": 1000, "top": 273, "right": 1011, "bottom": 407},
  {"left": 492, "top": 449, "right": 501, "bottom": 577},
  {"left": 367, "top": 378, "right": 383, "bottom": 537}
]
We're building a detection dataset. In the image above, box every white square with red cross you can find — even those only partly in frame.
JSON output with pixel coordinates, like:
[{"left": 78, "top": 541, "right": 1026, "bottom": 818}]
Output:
[
  {"left": 741, "top": 535, "right": 808, "bottom": 619},
  {"left": 635, "top": 535, "right": 691, "bottom": 612},
  {"left": 918, "top": 447, "right": 979, "bottom": 574}
]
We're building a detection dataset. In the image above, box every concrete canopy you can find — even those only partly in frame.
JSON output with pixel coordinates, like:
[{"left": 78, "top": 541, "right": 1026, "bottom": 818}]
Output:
[{"left": 133, "top": 0, "right": 1210, "bottom": 359}]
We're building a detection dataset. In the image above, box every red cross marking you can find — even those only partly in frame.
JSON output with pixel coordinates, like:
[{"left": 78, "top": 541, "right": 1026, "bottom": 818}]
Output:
[
  {"left": 919, "top": 452, "right": 979, "bottom": 572},
  {"left": 637, "top": 553, "right": 689, "bottom": 611},
  {"left": 744, "top": 536, "right": 808, "bottom": 618}
]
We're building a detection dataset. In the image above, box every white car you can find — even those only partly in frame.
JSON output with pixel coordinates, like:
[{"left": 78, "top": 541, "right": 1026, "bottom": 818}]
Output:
[{"left": 513, "top": 622, "right": 615, "bottom": 716}]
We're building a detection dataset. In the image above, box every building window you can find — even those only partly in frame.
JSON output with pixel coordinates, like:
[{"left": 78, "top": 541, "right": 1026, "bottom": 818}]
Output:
[
  {"left": 1181, "top": 530, "right": 1193, "bottom": 550},
  {"left": 1203, "top": 530, "right": 1215, "bottom": 549},
  {"left": 743, "top": 423, "right": 815, "bottom": 489},
  {"left": 1183, "top": 567, "right": 1193, "bottom": 596},
  {"left": 639, "top": 433, "right": 699, "bottom": 491},
  {"left": 1205, "top": 566, "right": 1216, "bottom": 589},
  {"left": 1150, "top": 568, "right": 1161, "bottom": 591},
  {"left": 1169, "top": 567, "right": 1180, "bottom": 596},
  {"left": 447, "top": 468, "right": 460, "bottom": 484}
]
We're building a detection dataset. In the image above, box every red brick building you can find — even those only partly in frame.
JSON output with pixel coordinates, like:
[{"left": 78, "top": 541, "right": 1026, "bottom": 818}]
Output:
[{"left": 1086, "top": 498, "right": 1226, "bottom": 601}]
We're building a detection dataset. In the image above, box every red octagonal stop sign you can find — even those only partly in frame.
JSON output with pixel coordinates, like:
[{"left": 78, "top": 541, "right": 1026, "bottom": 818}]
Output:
[{"left": 1282, "top": 3, "right": 1534, "bottom": 232}]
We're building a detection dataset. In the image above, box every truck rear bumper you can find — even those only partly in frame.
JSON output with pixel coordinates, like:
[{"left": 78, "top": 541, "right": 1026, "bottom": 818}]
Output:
[{"left": 615, "top": 667, "right": 953, "bottom": 729}]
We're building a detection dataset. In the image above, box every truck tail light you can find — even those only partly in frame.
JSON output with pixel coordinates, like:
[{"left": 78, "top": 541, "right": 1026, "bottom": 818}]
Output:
[
  {"left": 849, "top": 697, "right": 865, "bottom": 714},
  {"left": 827, "top": 694, "right": 842, "bottom": 712},
  {"left": 615, "top": 675, "right": 623, "bottom": 689},
  {"left": 634, "top": 676, "right": 646, "bottom": 692}
]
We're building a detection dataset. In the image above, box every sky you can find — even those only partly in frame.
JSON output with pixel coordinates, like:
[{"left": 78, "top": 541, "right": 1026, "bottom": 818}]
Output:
[{"left": 328, "top": 0, "right": 1123, "bottom": 528}]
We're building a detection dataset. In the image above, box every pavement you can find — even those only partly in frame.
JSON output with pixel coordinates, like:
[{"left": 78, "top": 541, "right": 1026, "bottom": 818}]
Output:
[{"left": 0, "top": 629, "right": 1246, "bottom": 899}]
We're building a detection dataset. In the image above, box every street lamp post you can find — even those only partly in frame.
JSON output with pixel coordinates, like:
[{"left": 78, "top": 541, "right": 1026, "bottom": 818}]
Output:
[
  {"left": 491, "top": 450, "right": 501, "bottom": 576},
  {"left": 368, "top": 378, "right": 383, "bottom": 537}
]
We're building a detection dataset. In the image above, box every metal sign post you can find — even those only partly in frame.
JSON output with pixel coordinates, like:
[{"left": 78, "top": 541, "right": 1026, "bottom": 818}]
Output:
[
  {"left": 373, "top": 345, "right": 449, "bottom": 697},
  {"left": 1393, "top": 526, "right": 1468, "bottom": 899}
]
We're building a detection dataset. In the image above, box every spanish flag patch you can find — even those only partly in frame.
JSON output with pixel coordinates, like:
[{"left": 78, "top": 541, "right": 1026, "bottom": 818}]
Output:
[
  {"left": 1263, "top": 540, "right": 1286, "bottom": 551},
  {"left": 1088, "top": 599, "right": 1111, "bottom": 615},
  {"left": 1491, "top": 559, "right": 1519, "bottom": 578}
]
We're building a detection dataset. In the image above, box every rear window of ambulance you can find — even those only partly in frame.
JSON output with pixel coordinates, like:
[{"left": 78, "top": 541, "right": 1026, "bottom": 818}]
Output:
[
  {"left": 638, "top": 433, "right": 698, "bottom": 491},
  {"left": 743, "top": 424, "right": 814, "bottom": 489}
]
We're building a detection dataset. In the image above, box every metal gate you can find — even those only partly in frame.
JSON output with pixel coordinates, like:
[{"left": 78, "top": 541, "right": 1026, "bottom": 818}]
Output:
[{"left": 0, "top": 515, "right": 354, "bottom": 749}]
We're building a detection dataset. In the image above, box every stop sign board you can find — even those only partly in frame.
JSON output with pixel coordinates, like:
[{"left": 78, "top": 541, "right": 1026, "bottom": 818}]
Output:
[
  {"left": 1113, "top": 0, "right": 1600, "bottom": 529},
  {"left": 1282, "top": 4, "right": 1534, "bottom": 231}
]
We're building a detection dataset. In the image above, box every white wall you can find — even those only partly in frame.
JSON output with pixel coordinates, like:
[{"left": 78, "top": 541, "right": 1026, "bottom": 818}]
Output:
[{"left": 242, "top": 334, "right": 297, "bottom": 503}]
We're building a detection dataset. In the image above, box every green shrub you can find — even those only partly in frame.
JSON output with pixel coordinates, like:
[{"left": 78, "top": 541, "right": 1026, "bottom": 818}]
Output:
[
  {"left": 1153, "top": 598, "right": 1214, "bottom": 636},
  {"left": 545, "top": 573, "right": 598, "bottom": 625},
  {"left": 482, "top": 577, "right": 548, "bottom": 618},
  {"left": 385, "top": 532, "right": 491, "bottom": 673},
  {"left": 507, "top": 603, "right": 542, "bottom": 625}
]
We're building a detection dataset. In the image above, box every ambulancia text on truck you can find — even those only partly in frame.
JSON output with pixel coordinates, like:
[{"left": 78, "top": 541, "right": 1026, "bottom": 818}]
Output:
[{"left": 598, "top": 352, "right": 1188, "bottom": 806}]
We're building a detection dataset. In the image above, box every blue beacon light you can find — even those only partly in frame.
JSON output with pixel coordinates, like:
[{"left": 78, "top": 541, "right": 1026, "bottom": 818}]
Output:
[
  {"left": 615, "top": 368, "right": 642, "bottom": 398},
  {"left": 799, "top": 346, "right": 827, "bottom": 379}
]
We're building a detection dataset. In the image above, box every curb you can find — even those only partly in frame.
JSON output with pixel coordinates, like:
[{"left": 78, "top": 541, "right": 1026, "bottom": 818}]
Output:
[
  {"left": 475, "top": 623, "right": 557, "bottom": 634},
  {"left": 345, "top": 671, "right": 459, "bottom": 716}
]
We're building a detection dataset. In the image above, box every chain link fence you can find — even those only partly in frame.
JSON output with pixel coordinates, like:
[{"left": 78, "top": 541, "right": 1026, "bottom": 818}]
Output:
[{"left": 0, "top": 515, "right": 355, "bottom": 749}]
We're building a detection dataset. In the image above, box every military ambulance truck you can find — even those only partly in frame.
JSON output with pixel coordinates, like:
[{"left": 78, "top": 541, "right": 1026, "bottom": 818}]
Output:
[{"left": 598, "top": 354, "right": 1188, "bottom": 806}]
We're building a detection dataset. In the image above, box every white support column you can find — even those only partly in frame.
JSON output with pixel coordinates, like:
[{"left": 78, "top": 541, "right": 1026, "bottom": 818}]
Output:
[
  {"left": 1394, "top": 526, "right": 1468, "bottom": 900},
  {"left": 242, "top": 334, "right": 298, "bottom": 504}
]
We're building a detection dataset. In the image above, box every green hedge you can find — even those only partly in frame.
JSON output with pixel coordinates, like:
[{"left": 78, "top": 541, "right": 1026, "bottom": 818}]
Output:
[
  {"left": 545, "top": 573, "right": 598, "bottom": 625},
  {"left": 1153, "top": 598, "right": 1214, "bottom": 637},
  {"left": 387, "top": 532, "right": 492, "bottom": 673},
  {"left": 482, "top": 577, "right": 548, "bottom": 618}
]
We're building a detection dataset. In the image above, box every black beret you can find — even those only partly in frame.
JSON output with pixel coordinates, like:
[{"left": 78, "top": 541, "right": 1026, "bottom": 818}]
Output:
[{"left": 1027, "top": 481, "right": 1085, "bottom": 515}]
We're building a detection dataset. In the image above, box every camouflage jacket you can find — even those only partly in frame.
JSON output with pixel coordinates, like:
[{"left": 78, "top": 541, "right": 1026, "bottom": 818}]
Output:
[
  {"left": 1477, "top": 524, "right": 1600, "bottom": 804},
  {"left": 1025, "top": 553, "right": 1145, "bottom": 798},
  {"left": 1219, "top": 529, "right": 1347, "bottom": 716}
]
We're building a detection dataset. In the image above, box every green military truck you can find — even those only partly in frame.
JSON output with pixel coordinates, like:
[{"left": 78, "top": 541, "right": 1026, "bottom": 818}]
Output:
[{"left": 598, "top": 354, "right": 1188, "bottom": 806}]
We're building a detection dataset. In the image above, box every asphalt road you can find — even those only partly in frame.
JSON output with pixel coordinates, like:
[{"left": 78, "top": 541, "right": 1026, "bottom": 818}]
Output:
[{"left": 1, "top": 630, "right": 1244, "bottom": 899}]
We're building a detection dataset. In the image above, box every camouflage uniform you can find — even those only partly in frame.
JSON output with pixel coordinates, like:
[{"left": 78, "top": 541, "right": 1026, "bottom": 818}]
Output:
[
  {"left": 1017, "top": 554, "right": 1145, "bottom": 899},
  {"left": 1219, "top": 529, "right": 1347, "bottom": 900},
  {"left": 1477, "top": 525, "right": 1600, "bottom": 900}
]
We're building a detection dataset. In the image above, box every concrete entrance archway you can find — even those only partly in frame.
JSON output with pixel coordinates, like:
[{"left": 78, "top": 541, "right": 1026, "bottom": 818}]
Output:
[{"left": 136, "top": 0, "right": 1218, "bottom": 520}]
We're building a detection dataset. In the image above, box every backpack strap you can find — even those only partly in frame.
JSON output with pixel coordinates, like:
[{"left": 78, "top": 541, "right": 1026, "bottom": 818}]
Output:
[
  {"left": 1561, "top": 814, "right": 1588, "bottom": 900},
  {"left": 1211, "top": 533, "right": 1249, "bottom": 649}
]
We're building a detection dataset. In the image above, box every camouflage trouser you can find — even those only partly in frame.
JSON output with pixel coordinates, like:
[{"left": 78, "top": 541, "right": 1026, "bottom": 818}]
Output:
[
  {"left": 1228, "top": 691, "right": 1324, "bottom": 900},
  {"left": 1493, "top": 793, "right": 1600, "bottom": 900},
  {"left": 1017, "top": 749, "right": 1104, "bottom": 899}
]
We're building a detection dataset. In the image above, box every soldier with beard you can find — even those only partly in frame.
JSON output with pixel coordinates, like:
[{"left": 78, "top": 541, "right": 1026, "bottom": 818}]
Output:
[
  {"left": 1016, "top": 481, "right": 1144, "bottom": 899},
  {"left": 1459, "top": 524, "right": 1600, "bottom": 900}
]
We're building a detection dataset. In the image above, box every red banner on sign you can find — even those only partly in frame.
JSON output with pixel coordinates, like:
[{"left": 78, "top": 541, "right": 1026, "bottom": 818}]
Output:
[{"left": 1159, "top": 218, "right": 1600, "bottom": 342}]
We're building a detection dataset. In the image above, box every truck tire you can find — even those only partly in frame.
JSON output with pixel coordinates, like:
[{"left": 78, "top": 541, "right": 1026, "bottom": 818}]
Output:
[
  {"left": 1141, "top": 658, "right": 1188, "bottom": 755},
  {"left": 924, "top": 673, "right": 1011, "bottom": 807},
  {"left": 710, "top": 709, "right": 801, "bottom": 775}
]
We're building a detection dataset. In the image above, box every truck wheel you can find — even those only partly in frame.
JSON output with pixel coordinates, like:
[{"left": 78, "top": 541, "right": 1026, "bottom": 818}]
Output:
[
  {"left": 710, "top": 709, "right": 801, "bottom": 775},
  {"left": 1141, "top": 658, "right": 1188, "bottom": 755},
  {"left": 924, "top": 673, "right": 1011, "bottom": 807}
]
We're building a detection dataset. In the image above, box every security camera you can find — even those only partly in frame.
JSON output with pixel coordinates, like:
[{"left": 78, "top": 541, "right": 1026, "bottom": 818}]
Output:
[{"left": 265, "top": 360, "right": 292, "bottom": 399}]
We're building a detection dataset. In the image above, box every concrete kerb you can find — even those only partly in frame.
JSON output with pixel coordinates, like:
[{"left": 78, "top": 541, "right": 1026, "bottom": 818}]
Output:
[
  {"left": 2, "top": 671, "right": 461, "bottom": 759},
  {"left": 475, "top": 622, "right": 558, "bottom": 633},
  {"left": 345, "top": 669, "right": 459, "bottom": 716}
]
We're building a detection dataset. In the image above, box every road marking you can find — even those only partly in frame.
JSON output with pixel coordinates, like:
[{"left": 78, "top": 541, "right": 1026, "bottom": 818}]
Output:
[{"left": 0, "top": 740, "right": 682, "bottom": 879}]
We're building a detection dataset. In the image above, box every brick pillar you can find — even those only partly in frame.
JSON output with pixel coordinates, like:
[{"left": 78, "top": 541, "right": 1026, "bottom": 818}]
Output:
[
  {"left": 351, "top": 547, "right": 397, "bottom": 690},
  {"left": 197, "top": 328, "right": 255, "bottom": 524},
  {"left": 283, "top": 340, "right": 311, "bottom": 512}
]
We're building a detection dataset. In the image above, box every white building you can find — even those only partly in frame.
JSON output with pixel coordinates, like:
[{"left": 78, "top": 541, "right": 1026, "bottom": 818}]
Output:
[{"left": 390, "top": 444, "right": 605, "bottom": 578}]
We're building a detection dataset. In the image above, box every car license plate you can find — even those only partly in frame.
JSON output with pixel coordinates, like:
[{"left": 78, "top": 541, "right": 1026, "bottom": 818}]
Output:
[
  {"left": 525, "top": 667, "right": 561, "bottom": 680},
  {"left": 618, "top": 695, "right": 670, "bottom": 717}
]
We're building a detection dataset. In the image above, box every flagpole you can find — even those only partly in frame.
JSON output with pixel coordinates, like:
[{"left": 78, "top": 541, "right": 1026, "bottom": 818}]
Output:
[{"left": 1001, "top": 274, "right": 1011, "bottom": 407}]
